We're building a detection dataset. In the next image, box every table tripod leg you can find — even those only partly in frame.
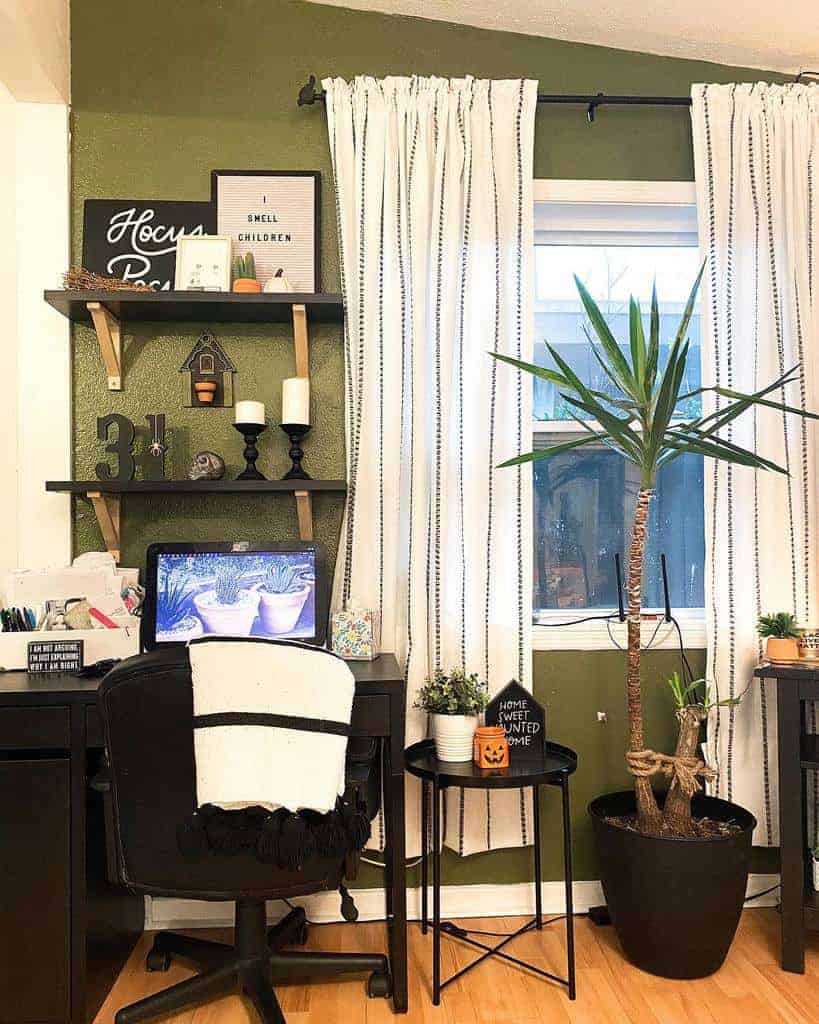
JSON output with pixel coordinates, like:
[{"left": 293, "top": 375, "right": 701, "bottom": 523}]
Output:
[
  {"left": 421, "top": 780, "right": 429, "bottom": 934},
  {"left": 432, "top": 778, "right": 441, "bottom": 1006},
  {"left": 533, "top": 785, "right": 542, "bottom": 929},
  {"left": 561, "top": 776, "right": 576, "bottom": 1000}
]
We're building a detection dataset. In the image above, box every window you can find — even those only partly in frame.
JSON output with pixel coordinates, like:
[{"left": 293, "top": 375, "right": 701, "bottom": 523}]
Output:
[{"left": 532, "top": 182, "right": 705, "bottom": 649}]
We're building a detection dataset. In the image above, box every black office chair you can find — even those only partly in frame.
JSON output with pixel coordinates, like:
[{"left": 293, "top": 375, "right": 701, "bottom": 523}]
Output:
[{"left": 98, "top": 646, "right": 390, "bottom": 1024}]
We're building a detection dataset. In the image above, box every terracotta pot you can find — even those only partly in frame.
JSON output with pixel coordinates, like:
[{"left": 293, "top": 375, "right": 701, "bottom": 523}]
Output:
[
  {"left": 194, "top": 379, "right": 218, "bottom": 403},
  {"left": 257, "top": 585, "right": 311, "bottom": 636},
  {"left": 766, "top": 636, "right": 799, "bottom": 662},
  {"left": 193, "top": 589, "right": 260, "bottom": 636},
  {"left": 431, "top": 713, "right": 477, "bottom": 762},
  {"left": 233, "top": 278, "right": 262, "bottom": 293}
]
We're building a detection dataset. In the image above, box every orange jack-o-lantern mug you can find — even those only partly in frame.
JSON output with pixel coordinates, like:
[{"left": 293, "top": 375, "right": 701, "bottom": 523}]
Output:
[{"left": 473, "top": 725, "right": 510, "bottom": 769}]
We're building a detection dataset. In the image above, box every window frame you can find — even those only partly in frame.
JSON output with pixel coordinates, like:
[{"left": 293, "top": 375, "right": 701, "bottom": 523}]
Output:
[{"left": 531, "top": 179, "right": 704, "bottom": 652}]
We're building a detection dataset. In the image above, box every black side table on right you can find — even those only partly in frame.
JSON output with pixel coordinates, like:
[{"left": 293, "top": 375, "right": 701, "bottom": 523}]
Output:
[
  {"left": 754, "top": 660, "right": 819, "bottom": 973},
  {"left": 405, "top": 739, "right": 577, "bottom": 1006}
]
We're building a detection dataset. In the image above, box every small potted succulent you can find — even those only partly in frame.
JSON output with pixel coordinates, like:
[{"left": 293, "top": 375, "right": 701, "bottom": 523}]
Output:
[
  {"left": 193, "top": 562, "right": 260, "bottom": 635},
  {"left": 156, "top": 574, "right": 202, "bottom": 641},
  {"left": 758, "top": 611, "right": 801, "bottom": 662},
  {"left": 414, "top": 669, "right": 489, "bottom": 762},
  {"left": 232, "top": 252, "right": 261, "bottom": 293},
  {"left": 256, "top": 562, "right": 312, "bottom": 635}
]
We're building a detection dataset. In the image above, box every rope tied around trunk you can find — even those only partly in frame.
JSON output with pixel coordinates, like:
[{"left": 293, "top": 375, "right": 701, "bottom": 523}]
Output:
[{"left": 626, "top": 749, "right": 716, "bottom": 798}]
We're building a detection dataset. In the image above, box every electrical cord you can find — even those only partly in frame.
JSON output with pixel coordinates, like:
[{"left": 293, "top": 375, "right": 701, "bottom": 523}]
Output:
[
  {"left": 744, "top": 883, "right": 780, "bottom": 902},
  {"left": 439, "top": 914, "right": 575, "bottom": 940},
  {"left": 537, "top": 612, "right": 619, "bottom": 628}
]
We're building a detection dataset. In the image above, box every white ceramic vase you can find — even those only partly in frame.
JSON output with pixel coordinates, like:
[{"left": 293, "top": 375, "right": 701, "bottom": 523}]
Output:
[{"left": 432, "top": 713, "right": 478, "bottom": 762}]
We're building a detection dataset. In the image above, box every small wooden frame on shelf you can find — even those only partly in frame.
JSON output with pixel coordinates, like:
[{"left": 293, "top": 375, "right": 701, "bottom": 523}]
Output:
[{"left": 45, "top": 479, "right": 346, "bottom": 561}]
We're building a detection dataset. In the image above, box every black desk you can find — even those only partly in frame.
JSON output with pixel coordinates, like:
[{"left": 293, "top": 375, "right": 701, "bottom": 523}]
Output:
[
  {"left": 0, "top": 655, "right": 407, "bottom": 1022},
  {"left": 754, "top": 661, "right": 819, "bottom": 973}
]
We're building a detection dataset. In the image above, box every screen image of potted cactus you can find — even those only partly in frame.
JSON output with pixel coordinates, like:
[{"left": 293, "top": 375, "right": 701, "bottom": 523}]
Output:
[
  {"left": 256, "top": 561, "right": 313, "bottom": 635},
  {"left": 156, "top": 574, "right": 203, "bottom": 641},
  {"left": 193, "top": 561, "right": 260, "bottom": 635},
  {"left": 757, "top": 611, "right": 801, "bottom": 662},
  {"left": 232, "top": 252, "right": 261, "bottom": 293}
]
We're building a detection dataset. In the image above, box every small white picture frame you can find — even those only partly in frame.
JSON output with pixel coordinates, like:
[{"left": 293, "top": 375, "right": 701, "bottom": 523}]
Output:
[{"left": 174, "top": 234, "right": 232, "bottom": 292}]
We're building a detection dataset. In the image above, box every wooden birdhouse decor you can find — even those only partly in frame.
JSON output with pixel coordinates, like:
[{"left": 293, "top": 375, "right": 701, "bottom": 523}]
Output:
[
  {"left": 180, "top": 330, "right": 236, "bottom": 408},
  {"left": 485, "top": 680, "right": 546, "bottom": 764},
  {"left": 473, "top": 726, "right": 510, "bottom": 770}
]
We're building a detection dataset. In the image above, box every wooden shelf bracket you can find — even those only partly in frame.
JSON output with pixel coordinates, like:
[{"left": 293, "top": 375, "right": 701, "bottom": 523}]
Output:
[
  {"left": 291, "top": 304, "right": 315, "bottom": 541},
  {"left": 87, "top": 302, "right": 123, "bottom": 390},
  {"left": 86, "top": 491, "right": 121, "bottom": 562},
  {"left": 295, "top": 490, "right": 313, "bottom": 541}
]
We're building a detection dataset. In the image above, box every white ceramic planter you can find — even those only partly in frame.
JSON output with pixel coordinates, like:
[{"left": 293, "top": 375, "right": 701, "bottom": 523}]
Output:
[
  {"left": 193, "top": 589, "right": 260, "bottom": 636},
  {"left": 257, "top": 585, "right": 311, "bottom": 635},
  {"left": 432, "top": 713, "right": 478, "bottom": 762}
]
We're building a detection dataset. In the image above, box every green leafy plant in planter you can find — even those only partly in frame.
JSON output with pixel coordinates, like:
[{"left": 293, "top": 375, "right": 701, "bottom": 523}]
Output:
[
  {"left": 757, "top": 610, "right": 801, "bottom": 662},
  {"left": 491, "top": 270, "right": 819, "bottom": 977},
  {"left": 414, "top": 669, "right": 489, "bottom": 762},
  {"left": 257, "top": 562, "right": 314, "bottom": 636}
]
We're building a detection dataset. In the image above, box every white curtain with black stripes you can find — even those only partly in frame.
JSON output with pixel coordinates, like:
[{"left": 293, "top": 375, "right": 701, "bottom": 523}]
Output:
[
  {"left": 324, "top": 76, "right": 536, "bottom": 855},
  {"left": 692, "top": 83, "right": 819, "bottom": 845}
]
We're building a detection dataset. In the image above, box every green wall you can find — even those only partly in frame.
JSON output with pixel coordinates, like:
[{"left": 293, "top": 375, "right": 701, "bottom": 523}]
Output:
[{"left": 70, "top": 0, "right": 777, "bottom": 884}]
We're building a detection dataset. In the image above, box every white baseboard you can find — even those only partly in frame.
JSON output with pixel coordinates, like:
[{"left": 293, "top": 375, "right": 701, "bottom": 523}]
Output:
[{"left": 144, "top": 873, "right": 780, "bottom": 931}]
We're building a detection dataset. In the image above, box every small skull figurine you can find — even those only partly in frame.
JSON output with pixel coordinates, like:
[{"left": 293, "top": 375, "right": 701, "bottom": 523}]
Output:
[{"left": 188, "top": 451, "right": 225, "bottom": 481}]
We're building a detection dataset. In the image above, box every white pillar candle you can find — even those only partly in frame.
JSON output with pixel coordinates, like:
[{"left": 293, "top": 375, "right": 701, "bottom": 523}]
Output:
[
  {"left": 282, "top": 377, "right": 310, "bottom": 425},
  {"left": 235, "top": 400, "right": 266, "bottom": 425}
]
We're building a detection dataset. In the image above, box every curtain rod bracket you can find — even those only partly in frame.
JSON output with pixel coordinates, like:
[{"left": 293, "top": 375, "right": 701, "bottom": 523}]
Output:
[
  {"left": 586, "top": 93, "right": 604, "bottom": 123},
  {"left": 298, "top": 75, "right": 324, "bottom": 106}
]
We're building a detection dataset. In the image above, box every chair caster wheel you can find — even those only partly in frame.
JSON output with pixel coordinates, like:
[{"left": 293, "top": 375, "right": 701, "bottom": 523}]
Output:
[
  {"left": 146, "top": 948, "right": 171, "bottom": 972},
  {"left": 367, "top": 970, "right": 392, "bottom": 999},
  {"left": 340, "top": 893, "right": 359, "bottom": 922}
]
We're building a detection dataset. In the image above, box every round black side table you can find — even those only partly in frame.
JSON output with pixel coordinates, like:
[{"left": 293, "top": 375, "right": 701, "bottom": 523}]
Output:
[{"left": 405, "top": 738, "right": 578, "bottom": 1006}]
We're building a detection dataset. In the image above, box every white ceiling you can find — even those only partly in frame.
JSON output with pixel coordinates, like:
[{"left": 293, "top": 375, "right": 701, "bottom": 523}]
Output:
[{"left": 308, "top": 0, "right": 818, "bottom": 74}]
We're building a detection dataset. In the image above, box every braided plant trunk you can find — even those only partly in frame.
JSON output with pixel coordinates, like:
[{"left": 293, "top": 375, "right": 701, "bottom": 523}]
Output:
[
  {"left": 662, "top": 706, "right": 707, "bottom": 834},
  {"left": 628, "top": 488, "right": 664, "bottom": 833}
]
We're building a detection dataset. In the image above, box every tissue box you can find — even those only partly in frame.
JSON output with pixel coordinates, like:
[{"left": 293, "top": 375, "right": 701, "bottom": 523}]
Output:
[{"left": 331, "top": 608, "right": 379, "bottom": 661}]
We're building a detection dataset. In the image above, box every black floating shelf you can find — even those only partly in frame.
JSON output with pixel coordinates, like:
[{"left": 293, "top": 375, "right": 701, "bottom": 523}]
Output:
[
  {"left": 43, "top": 289, "right": 344, "bottom": 325},
  {"left": 46, "top": 480, "right": 346, "bottom": 495}
]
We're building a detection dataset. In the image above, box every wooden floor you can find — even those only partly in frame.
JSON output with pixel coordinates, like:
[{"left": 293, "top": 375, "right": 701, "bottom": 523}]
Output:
[{"left": 93, "top": 909, "right": 819, "bottom": 1024}]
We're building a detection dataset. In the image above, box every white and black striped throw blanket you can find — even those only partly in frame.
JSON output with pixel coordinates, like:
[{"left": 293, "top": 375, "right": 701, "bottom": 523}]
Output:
[{"left": 179, "top": 637, "right": 369, "bottom": 869}]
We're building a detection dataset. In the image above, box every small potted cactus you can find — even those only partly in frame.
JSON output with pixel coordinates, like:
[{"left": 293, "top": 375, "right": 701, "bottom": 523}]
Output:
[
  {"left": 256, "top": 561, "right": 312, "bottom": 635},
  {"left": 758, "top": 611, "right": 801, "bottom": 663},
  {"left": 193, "top": 561, "right": 260, "bottom": 635},
  {"left": 232, "top": 252, "right": 261, "bottom": 293}
]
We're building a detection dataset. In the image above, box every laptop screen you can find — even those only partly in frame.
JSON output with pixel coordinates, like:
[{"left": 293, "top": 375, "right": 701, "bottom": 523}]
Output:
[{"left": 154, "top": 549, "right": 317, "bottom": 644}]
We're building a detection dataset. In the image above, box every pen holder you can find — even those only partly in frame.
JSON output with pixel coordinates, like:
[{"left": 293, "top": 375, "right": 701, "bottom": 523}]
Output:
[
  {"left": 234, "top": 422, "right": 267, "bottom": 481},
  {"left": 280, "top": 423, "right": 312, "bottom": 481}
]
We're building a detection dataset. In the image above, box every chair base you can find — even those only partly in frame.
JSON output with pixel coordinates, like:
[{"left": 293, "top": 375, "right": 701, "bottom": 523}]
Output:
[{"left": 115, "top": 903, "right": 391, "bottom": 1024}]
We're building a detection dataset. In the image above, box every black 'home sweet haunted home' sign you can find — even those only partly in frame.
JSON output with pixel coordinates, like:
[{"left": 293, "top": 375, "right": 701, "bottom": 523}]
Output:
[{"left": 485, "top": 680, "right": 546, "bottom": 763}]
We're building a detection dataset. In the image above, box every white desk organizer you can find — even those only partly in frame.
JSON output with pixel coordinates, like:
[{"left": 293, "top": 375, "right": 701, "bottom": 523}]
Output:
[{"left": 0, "top": 619, "right": 140, "bottom": 671}]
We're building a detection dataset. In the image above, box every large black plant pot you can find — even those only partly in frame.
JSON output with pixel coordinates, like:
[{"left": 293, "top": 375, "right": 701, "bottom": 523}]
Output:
[{"left": 589, "top": 790, "right": 755, "bottom": 978}]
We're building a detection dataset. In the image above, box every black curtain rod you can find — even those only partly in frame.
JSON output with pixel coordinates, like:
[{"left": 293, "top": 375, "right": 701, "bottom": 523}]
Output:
[{"left": 297, "top": 76, "right": 692, "bottom": 122}]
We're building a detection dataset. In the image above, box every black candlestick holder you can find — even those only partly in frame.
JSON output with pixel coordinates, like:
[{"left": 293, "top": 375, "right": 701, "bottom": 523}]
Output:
[
  {"left": 234, "top": 422, "right": 268, "bottom": 480},
  {"left": 280, "top": 423, "right": 312, "bottom": 480}
]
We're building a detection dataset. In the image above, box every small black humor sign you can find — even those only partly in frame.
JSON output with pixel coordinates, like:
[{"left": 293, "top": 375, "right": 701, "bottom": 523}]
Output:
[
  {"left": 485, "top": 681, "right": 545, "bottom": 763},
  {"left": 82, "top": 200, "right": 216, "bottom": 290},
  {"left": 28, "top": 639, "right": 84, "bottom": 674}
]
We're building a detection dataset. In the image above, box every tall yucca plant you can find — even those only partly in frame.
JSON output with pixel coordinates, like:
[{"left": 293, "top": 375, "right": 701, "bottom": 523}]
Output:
[{"left": 493, "top": 269, "right": 817, "bottom": 834}]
